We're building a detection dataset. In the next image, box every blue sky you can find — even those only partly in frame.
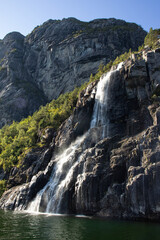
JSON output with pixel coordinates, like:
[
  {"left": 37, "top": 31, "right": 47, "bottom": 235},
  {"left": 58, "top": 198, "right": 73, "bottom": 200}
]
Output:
[{"left": 0, "top": 0, "right": 160, "bottom": 39}]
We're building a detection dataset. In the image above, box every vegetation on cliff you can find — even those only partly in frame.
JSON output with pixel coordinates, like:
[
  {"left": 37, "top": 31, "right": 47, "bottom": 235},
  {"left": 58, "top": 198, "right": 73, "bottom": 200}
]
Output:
[
  {"left": 0, "top": 180, "right": 6, "bottom": 197},
  {"left": 0, "top": 87, "right": 81, "bottom": 171},
  {"left": 0, "top": 27, "right": 159, "bottom": 177},
  {"left": 144, "top": 28, "right": 160, "bottom": 49}
]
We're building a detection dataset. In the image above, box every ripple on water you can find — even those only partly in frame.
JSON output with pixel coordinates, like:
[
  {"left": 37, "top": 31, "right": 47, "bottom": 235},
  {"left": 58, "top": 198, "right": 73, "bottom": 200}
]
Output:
[{"left": 0, "top": 210, "right": 160, "bottom": 240}]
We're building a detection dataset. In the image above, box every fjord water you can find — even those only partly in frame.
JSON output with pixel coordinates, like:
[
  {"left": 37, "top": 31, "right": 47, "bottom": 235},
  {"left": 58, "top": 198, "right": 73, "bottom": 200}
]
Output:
[{"left": 0, "top": 210, "right": 160, "bottom": 240}]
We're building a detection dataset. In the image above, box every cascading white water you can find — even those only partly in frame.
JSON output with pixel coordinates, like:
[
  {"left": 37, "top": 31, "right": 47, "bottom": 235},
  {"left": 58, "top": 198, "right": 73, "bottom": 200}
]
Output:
[
  {"left": 27, "top": 62, "right": 123, "bottom": 214},
  {"left": 28, "top": 133, "right": 87, "bottom": 213},
  {"left": 90, "top": 62, "right": 124, "bottom": 138}
]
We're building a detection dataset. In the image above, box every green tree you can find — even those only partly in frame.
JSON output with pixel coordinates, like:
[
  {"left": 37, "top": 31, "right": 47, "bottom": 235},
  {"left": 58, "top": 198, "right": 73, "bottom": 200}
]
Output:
[{"left": 144, "top": 28, "right": 160, "bottom": 48}]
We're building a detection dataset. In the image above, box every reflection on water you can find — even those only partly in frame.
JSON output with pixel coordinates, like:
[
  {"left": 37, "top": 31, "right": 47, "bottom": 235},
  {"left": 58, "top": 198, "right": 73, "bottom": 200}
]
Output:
[{"left": 0, "top": 210, "right": 160, "bottom": 240}]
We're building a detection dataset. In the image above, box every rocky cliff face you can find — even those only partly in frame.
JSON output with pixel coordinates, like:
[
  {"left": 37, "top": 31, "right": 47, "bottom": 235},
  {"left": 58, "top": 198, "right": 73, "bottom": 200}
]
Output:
[
  {"left": 1, "top": 45, "right": 160, "bottom": 221},
  {"left": 0, "top": 18, "right": 146, "bottom": 127}
]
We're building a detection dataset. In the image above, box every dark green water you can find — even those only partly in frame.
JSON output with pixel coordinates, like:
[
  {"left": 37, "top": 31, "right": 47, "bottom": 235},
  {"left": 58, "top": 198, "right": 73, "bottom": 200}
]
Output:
[{"left": 0, "top": 210, "right": 160, "bottom": 240}]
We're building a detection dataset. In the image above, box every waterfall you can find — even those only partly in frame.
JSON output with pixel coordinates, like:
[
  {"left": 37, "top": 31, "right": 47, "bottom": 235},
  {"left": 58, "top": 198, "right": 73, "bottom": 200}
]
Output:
[
  {"left": 90, "top": 62, "right": 123, "bottom": 138},
  {"left": 27, "top": 62, "right": 123, "bottom": 214}
]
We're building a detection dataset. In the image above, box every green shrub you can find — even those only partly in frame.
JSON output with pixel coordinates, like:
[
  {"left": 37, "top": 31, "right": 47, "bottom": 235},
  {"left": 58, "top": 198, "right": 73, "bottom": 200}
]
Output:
[
  {"left": 144, "top": 28, "right": 160, "bottom": 49},
  {"left": 0, "top": 180, "right": 6, "bottom": 197},
  {"left": 0, "top": 83, "right": 88, "bottom": 172}
]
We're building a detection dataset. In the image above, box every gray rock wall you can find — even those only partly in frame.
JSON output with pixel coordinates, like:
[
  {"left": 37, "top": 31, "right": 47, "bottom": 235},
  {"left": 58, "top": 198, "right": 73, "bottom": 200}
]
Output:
[
  {"left": 1, "top": 47, "right": 160, "bottom": 221},
  {"left": 0, "top": 18, "right": 146, "bottom": 127}
]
